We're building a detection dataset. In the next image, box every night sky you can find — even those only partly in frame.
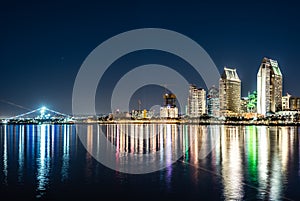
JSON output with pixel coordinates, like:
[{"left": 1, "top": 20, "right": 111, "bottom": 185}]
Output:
[{"left": 0, "top": 0, "right": 299, "bottom": 117}]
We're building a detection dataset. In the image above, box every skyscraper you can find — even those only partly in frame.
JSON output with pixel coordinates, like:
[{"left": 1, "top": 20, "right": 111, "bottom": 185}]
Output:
[
  {"left": 257, "top": 57, "right": 283, "bottom": 116},
  {"left": 207, "top": 86, "right": 219, "bottom": 117},
  {"left": 219, "top": 67, "right": 241, "bottom": 114},
  {"left": 187, "top": 85, "right": 206, "bottom": 117}
]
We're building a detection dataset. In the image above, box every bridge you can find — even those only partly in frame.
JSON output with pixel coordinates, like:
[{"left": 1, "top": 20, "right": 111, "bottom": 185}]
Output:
[{"left": 3, "top": 106, "right": 73, "bottom": 124}]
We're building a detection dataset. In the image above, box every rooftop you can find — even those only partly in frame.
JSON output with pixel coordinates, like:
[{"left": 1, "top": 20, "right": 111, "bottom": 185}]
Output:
[{"left": 221, "top": 67, "right": 241, "bottom": 82}]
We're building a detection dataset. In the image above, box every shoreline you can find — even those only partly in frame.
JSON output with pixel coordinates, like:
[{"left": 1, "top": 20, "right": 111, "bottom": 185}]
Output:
[
  {"left": 1, "top": 119, "right": 300, "bottom": 126},
  {"left": 97, "top": 119, "right": 300, "bottom": 126}
]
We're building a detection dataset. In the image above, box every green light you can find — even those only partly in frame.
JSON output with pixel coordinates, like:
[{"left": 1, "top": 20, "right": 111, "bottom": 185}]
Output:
[
  {"left": 183, "top": 125, "right": 189, "bottom": 162},
  {"left": 246, "top": 91, "right": 257, "bottom": 112},
  {"left": 247, "top": 126, "right": 258, "bottom": 183}
]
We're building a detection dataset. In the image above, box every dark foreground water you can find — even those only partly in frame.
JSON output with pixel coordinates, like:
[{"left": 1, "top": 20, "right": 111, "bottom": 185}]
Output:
[{"left": 0, "top": 124, "right": 299, "bottom": 200}]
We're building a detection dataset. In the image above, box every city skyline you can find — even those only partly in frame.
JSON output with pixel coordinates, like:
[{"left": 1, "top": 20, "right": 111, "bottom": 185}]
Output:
[
  {"left": 0, "top": 56, "right": 291, "bottom": 118},
  {"left": 1, "top": 2, "right": 300, "bottom": 201},
  {"left": 0, "top": 58, "right": 284, "bottom": 119}
]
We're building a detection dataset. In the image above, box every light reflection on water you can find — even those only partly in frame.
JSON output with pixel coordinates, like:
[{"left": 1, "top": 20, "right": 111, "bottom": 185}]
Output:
[
  {"left": 36, "top": 124, "right": 50, "bottom": 197},
  {"left": 61, "top": 125, "right": 70, "bottom": 182},
  {"left": 0, "top": 124, "right": 77, "bottom": 198},
  {"left": 0, "top": 124, "right": 299, "bottom": 200},
  {"left": 3, "top": 125, "right": 8, "bottom": 185},
  {"left": 221, "top": 126, "right": 244, "bottom": 201}
]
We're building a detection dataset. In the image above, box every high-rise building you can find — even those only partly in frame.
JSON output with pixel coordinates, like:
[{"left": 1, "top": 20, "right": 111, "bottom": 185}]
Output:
[
  {"left": 207, "top": 86, "right": 219, "bottom": 117},
  {"left": 257, "top": 57, "right": 283, "bottom": 116},
  {"left": 160, "top": 93, "right": 178, "bottom": 118},
  {"left": 219, "top": 67, "right": 241, "bottom": 114},
  {"left": 187, "top": 85, "right": 206, "bottom": 117}
]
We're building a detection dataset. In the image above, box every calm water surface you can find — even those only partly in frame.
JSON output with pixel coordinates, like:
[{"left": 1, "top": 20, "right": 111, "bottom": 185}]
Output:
[{"left": 0, "top": 124, "right": 299, "bottom": 200}]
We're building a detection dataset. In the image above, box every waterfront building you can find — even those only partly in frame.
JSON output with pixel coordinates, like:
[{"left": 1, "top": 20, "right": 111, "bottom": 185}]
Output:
[
  {"left": 113, "top": 110, "right": 131, "bottom": 119},
  {"left": 131, "top": 109, "right": 154, "bottom": 119},
  {"left": 160, "top": 93, "right": 178, "bottom": 118},
  {"left": 219, "top": 67, "right": 241, "bottom": 114},
  {"left": 282, "top": 93, "right": 291, "bottom": 110},
  {"left": 282, "top": 93, "right": 300, "bottom": 111},
  {"left": 290, "top": 97, "right": 300, "bottom": 110},
  {"left": 257, "top": 57, "right": 283, "bottom": 116},
  {"left": 207, "top": 86, "right": 219, "bottom": 117},
  {"left": 187, "top": 85, "right": 206, "bottom": 117},
  {"left": 240, "top": 97, "right": 248, "bottom": 113}
]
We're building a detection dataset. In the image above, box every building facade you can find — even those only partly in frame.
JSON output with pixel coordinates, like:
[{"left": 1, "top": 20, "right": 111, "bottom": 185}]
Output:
[
  {"left": 187, "top": 85, "right": 206, "bottom": 117},
  {"left": 219, "top": 67, "right": 241, "bottom": 114},
  {"left": 131, "top": 109, "right": 154, "bottom": 119},
  {"left": 282, "top": 93, "right": 291, "bottom": 111},
  {"left": 160, "top": 93, "right": 178, "bottom": 118},
  {"left": 257, "top": 57, "right": 283, "bottom": 116},
  {"left": 282, "top": 93, "right": 300, "bottom": 111},
  {"left": 290, "top": 97, "right": 300, "bottom": 110},
  {"left": 207, "top": 86, "right": 219, "bottom": 117},
  {"left": 240, "top": 97, "right": 248, "bottom": 114}
]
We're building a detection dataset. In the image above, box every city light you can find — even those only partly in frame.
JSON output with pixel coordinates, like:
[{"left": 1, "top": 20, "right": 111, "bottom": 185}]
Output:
[{"left": 40, "top": 106, "right": 47, "bottom": 117}]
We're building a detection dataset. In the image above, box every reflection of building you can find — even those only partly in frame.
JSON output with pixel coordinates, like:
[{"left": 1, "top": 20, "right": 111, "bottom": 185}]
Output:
[
  {"left": 160, "top": 93, "right": 178, "bottom": 118},
  {"left": 257, "top": 57, "right": 283, "bottom": 116},
  {"left": 207, "top": 86, "right": 219, "bottom": 117},
  {"left": 187, "top": 85, "right": 206, "bottom": 117},
  {"left": 220, "top": 126, "right": 244, "bottom": 200},
  {"left": 105, "top": 124, "right": 181, "bottom": 156},
  {"left": 219, "top": 67, "right": 241, "bottom": 114}
]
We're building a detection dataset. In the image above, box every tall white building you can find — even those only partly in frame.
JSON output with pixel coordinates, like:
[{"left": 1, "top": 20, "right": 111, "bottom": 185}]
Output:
[
  {"left": 187, "top": 85, "right": 206, "bottom": 117},
  {"left": 257, "top": 57, "right": 283, "bottom": 116}
]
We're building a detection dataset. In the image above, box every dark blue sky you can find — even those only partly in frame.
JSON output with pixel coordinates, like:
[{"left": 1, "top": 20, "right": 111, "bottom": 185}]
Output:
[{"left": 0, "top": 0, "right": 299, "bottom": 116}]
